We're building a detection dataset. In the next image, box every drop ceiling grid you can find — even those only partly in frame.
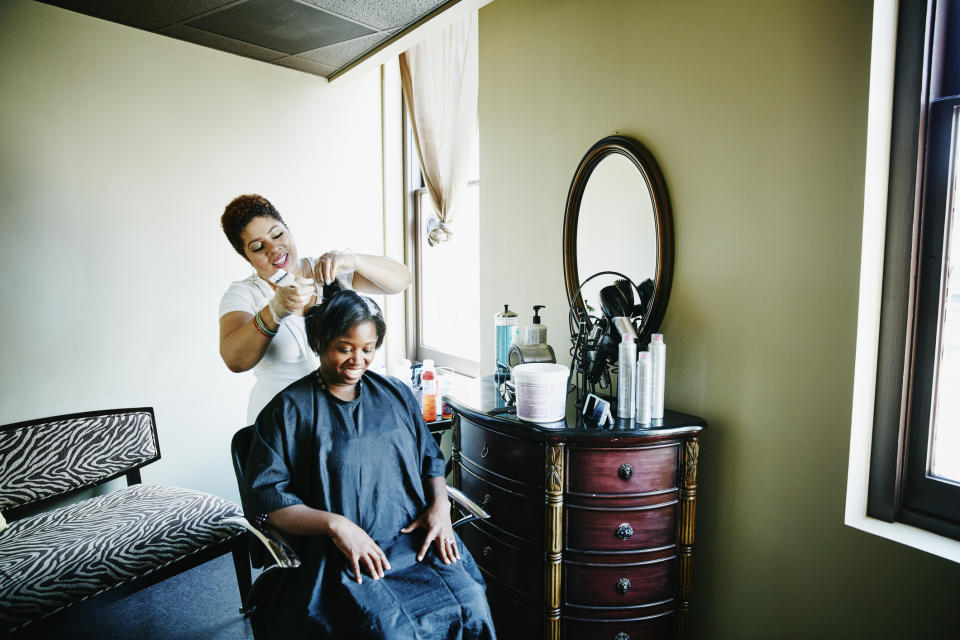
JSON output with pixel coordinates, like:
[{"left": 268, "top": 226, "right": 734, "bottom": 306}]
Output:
[{"left": 40, "top": 0, "right": 455, "bottom": 78}]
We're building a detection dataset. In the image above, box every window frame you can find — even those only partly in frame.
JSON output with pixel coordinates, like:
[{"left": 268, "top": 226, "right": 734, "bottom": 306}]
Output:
[
  {"left": 402, "top": 100, "right": 481, "bottom": 376},
  {"left": 866, "top": 0, "right": 960, "bottom": 541}
]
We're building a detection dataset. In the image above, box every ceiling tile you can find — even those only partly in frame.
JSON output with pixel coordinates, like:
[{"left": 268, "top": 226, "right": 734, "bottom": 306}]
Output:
[
  {"left": 159, "top": 23, "right": 286, "bottom": 61},
  {"left": 298, "top": 31, "right": 391, "bottom": 68},
  {"left": 185, "top": 0, "right": 375, "bottom": 55},
  {"left": 299, "top": 0, "right": 449, "bottom": 31},
  {"left": 103, "top": 1, "right": 234, "bottom": 23},
  {"left": 40, "top": 0, "right": 170, "bottom": 31},
  {"left": 271, "top": 56, "right": 337, "bottom": 78}
]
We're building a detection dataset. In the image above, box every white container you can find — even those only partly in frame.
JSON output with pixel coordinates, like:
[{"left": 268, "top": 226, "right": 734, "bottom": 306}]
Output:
[
  {"left": 512, "top": 363, "right": 569, "bottom": 423},
  {"left": 617, "top": 334, "right": 637, "bottom": 419},
  {"left": 650, "top": 333, "right": 666, "bottom": 420},
  {"left": 636, "top": 351, "right": 653, "bottom": 425}
]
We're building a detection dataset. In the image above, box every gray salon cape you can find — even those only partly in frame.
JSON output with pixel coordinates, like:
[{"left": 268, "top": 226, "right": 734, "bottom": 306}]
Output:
[{"left": 243, "top": 370, "right": 495, "bottom": 639}]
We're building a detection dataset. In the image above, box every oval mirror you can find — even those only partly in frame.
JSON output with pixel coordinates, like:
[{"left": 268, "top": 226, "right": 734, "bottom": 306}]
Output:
[{"left": 562, "top": 135, "right": 674, "bottom": 345}]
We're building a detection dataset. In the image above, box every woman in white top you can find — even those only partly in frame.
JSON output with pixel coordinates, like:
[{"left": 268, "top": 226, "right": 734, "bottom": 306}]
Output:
[{"left": 218, "top": 194, "right": 412, "bottom": 423}]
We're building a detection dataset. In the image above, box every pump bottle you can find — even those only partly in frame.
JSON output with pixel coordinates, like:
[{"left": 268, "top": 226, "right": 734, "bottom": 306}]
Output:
[{"left": 523, "top": 305, "right": 547, "bottom": 346}]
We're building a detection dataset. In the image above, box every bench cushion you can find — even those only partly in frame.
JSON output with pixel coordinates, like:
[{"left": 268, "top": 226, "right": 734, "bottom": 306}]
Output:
[{"left": 0, "top": 484, "right": 242, "bottom": 633}]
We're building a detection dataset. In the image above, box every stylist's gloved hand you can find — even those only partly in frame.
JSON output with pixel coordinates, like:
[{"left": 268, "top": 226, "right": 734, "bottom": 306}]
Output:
[
  {"left": 268, "top": 277, "right": 315, "bottom": 323},
  {"left": 315, "top": 250, "right": 358, "bottom": 285}
]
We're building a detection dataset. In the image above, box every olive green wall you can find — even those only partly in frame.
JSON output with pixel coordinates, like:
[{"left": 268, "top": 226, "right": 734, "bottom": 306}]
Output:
[{"left": 477, "top": 0, "right": 960, "bottom": 637}]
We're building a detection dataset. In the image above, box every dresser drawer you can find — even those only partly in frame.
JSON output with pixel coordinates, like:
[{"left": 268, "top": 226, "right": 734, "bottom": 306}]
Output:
[
  {"left": 459, "top": 522, "right": 542, "bottom": 600},
  {"left": 567, "top": 444, "right": 678, "bottom": 495},
  {"left": 458, "top": 418, "right": 543, "bottom": 487},
  {"left": 562, "top": 611, "right": 675, "bottom": 640},
  {"left": 565, "top": 555, "right": 676, "bottom": 607},
  {"left": 485, "top": 581, "right": 542, "bottom": 640},
  {"left": 459, "top": 464, "right": 543, "bottom": 543},
  {"left": 566, "top": 502, "right": 677, "bottom": 552}
]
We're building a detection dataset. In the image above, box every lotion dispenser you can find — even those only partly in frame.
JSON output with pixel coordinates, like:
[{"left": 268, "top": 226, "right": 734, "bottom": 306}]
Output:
[{"left": 524, "top": 305, "right": 547, "bottom": 346}]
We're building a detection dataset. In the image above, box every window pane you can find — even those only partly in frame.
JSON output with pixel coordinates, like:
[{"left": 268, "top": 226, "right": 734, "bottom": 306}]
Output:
[
  {"left": 930, "top": 131, "right": 960, "bottom": 482},
  {"left": 418, "top": 185, "right": 480, "bottom": 363}
]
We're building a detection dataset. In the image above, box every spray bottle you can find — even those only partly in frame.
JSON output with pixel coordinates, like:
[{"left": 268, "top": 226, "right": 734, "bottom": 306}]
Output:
[
  {"left": 649, "top": 333, "right": 666, "bottom": 421},
  {"left": 617, "top": 333, "right": 637, "bottom": 419},
  {"left": 636, "top": 351, "right": 653, "bottom": 425},
  {"left": 494, "top": 305, "right": 519, "bottom": 381}
]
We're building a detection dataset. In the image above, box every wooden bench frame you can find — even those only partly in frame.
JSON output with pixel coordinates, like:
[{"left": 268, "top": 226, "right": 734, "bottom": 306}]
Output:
[{"left": 0, "top": 407, "right": 250, "bottom": 636}]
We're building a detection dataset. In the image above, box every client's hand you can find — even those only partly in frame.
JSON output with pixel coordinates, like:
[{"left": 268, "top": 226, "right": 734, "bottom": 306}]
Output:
[
  {"left": 400, "top": 500, "right": 460, "bottom": 565},
  {"left": 328, "top": 515, "right": 390, "bottom": 584}
]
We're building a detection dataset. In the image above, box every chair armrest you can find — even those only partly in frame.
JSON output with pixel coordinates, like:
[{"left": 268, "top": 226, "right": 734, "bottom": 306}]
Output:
[
  {"left": 220, "top": 516, "right": 301, "bottom": 569},
  {"left": 446, "top": 485, "right": 490, "bottom": 529}
]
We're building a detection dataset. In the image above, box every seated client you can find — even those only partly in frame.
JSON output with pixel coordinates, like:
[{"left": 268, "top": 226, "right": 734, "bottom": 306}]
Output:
[{"left": 242, "top": 290, "right": 495, "bottom": 639}]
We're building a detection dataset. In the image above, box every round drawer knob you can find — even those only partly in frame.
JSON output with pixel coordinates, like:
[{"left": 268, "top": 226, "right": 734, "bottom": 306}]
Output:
[
  {"left": 618, "top": 463, "right": 632, "bottom": 480},
  {"left": 614, "top": 633, "right": 630, "bottom": 640},
  {"left": 480, "top": 443, "right": 489, "bottom": 458},
  {"left": 481, "top": 494, "right": 492, "bottom": 508},
  {"left": 616, "top": 578, "right": 631, "bottom": 594},
  {"left": 615, "top": 523, "right": 634, "bottom": 540}
]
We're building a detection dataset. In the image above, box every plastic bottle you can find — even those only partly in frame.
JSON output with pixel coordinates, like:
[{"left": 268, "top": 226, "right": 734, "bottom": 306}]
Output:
[
  {"left": 617, "top": 334, "right": 637, "bottom": 419},
  {"left": 649, "top": 333, "right": 666, "bottom": 420},
  {"left": 421, "top": 359, "right": 437, "bottom": 422},
  {"left": 523, "top": 305, "right": 547, "bottom": 346},
  {"left": 438, "top": 372, "right": 454, "bottom": 419},
  {"left": 494, "top": 305, "right": 519, "bottom": 380},
  {"left": 636, "top": 351, "right": 653, "bottom": 425}
]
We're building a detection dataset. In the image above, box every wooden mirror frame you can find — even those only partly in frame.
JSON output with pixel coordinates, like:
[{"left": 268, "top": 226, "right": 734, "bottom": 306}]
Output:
[{"left": 562, "top": 135, "right": 675, "bottom": 345}]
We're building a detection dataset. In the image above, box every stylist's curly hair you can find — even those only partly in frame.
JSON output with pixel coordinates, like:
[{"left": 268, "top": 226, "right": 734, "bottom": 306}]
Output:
[{"left": 221, "top": 194, "right": 286, "bottom": 257}]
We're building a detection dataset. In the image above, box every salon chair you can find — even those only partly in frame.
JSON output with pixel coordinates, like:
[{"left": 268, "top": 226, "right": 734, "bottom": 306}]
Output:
[{"left": 225, "top": 424, "right": 489, "bottom": 615}]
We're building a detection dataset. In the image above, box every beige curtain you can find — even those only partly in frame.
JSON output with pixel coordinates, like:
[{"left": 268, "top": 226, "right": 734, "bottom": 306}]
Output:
[{"left": 399, "top": 12, "right": 479, "bottom": 246}]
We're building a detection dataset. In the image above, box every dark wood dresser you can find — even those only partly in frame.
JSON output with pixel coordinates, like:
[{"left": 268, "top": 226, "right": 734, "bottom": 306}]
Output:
[{"left": 448, "top": 393, "right": 706, "bottom": 640}]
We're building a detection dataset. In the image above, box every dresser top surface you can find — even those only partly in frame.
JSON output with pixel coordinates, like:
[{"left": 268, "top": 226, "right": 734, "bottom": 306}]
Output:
[{"left": 446, "top": 377, "right": 706, "bottom": 443}]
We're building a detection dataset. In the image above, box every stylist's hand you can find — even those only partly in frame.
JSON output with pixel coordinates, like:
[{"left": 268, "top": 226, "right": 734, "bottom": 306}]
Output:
[
  {"left": 400, "top": 499, "right": 460, "bottom": 565},
  {"left": 315, "top": 251, "right": 358, "bottom": 285},
  {"left": 329, "top": 515, "right": 390, "bottom": 584},
  {"left": 268, "top": 277, "right": 315, "bottom": 321}
]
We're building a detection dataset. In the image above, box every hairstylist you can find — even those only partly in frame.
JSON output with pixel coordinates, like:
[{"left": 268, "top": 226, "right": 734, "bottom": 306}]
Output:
[{"left": 218, "top": 194, "right": 412, "bottom": 424}]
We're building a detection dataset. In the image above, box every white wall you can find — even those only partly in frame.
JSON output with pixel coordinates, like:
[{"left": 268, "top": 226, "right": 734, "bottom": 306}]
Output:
[{"left": 0, "top": 0, "right": 385, "bottom": 503}]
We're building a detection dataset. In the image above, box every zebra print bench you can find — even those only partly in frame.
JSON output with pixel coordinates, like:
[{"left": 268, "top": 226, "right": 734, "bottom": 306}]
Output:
[{"left": 0, "top": 408, "right": 249, "bottom": 636}]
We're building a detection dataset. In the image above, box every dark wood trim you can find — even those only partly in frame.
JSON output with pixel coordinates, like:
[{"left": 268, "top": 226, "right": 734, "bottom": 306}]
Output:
[
  {"left": 562, "top": 135, "right": 675, "bottom": 346},
  {"left": 866, "top": 0, "right": 934, "bottom": 522}
]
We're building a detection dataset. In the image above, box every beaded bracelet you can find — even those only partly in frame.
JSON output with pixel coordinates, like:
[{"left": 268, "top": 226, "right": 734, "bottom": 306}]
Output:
[
  {"left": 252, "top": 512, "right": 269, "bottom": 531},
  {"left": 254, "top": 310, "right": 278, "bottom": 337}
]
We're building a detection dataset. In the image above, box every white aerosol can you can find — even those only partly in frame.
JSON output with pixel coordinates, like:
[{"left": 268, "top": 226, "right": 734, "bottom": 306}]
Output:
[
  {"left": 636, "top": 351, "right": 653, "bottom": 425},
  {"left": 649, "top": 333, "right": 666, "bottom": 420},
  {"left": 617, "top": 334, "right": 637, "bottom": 419}
]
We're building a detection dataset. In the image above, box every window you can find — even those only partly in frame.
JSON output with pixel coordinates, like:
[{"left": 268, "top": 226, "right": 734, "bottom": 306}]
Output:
[
  {"left": 404, "top": 114, "right": 481, "bottom": 375},
  {"left": 866, "top": 0, "right": 960, "bottom": 542}
]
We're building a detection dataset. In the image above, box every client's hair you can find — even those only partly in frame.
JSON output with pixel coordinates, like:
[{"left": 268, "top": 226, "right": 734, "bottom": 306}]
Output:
[{"left": 305, "top": 290, "right": 386, "bottom": 354}]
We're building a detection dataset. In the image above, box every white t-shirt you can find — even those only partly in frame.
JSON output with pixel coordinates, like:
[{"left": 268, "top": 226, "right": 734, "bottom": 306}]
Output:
[{"left": 218, "top": 256, "right": 353, "bottom": 424}]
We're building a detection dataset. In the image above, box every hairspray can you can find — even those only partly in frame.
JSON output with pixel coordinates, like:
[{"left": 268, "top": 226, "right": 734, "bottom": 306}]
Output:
[
  {"left": 650, "top": 333, "right": 666, "bottom": 420},
  {"left": 617, "top": 334, "right": 637, "bottom": 418},
  {"left": 636, "top": 351, "right": 653, "bottom": 425},
  {"left": 494, "top": 305, "right": 519, "bottom": 381}
]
